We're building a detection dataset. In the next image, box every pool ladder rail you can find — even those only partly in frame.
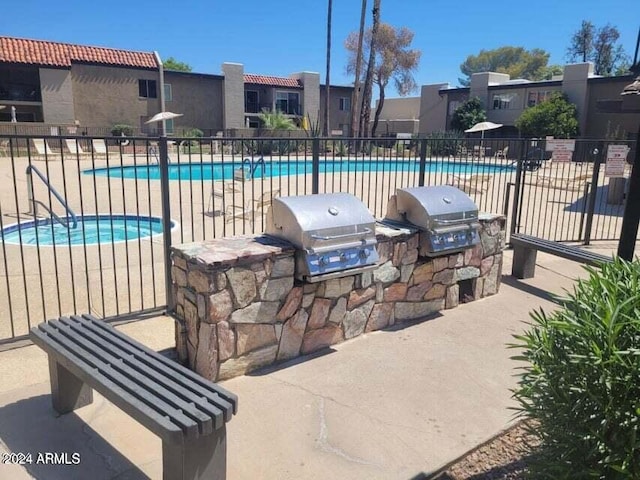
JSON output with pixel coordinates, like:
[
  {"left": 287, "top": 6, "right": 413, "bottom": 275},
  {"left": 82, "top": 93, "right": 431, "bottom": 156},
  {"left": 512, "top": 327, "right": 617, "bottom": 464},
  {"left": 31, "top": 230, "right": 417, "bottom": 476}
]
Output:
[
  {"left": 235, "top": 156, "right": 265, "bottom": 181},
  {"left": 26, "top": 165, "right": 78, "bottom": 229}
]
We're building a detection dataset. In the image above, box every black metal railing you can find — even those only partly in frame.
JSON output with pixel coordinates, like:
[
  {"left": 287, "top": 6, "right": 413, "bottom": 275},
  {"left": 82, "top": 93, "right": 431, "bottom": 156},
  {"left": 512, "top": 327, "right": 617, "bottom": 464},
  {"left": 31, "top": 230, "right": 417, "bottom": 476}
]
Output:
[{"left": 0, "top": 134, "right": 636, "bottom": 344}]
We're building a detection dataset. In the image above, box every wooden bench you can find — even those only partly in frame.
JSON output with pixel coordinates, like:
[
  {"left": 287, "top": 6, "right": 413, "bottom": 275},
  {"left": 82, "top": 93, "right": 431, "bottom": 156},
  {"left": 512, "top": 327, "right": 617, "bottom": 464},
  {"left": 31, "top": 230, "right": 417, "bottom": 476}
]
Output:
[
  {"left": 30, "top": 314, "right": 238, "bottom": 480},
  {"left": 511, "top": 233, "right": 613, "bottom": 279}
]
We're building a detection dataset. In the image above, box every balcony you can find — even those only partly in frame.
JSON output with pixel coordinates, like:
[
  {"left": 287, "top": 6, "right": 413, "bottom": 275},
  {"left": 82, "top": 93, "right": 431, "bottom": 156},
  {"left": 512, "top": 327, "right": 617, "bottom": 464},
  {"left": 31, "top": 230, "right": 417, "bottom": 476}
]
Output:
[{"left": 244, "top": 103, "right": 302, "bottom": 116}]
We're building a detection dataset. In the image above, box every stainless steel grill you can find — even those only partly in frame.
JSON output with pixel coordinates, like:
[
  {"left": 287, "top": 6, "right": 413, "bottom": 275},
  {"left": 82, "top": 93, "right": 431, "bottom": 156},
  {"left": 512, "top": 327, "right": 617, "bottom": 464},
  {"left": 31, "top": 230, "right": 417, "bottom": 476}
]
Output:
[
  {"left": 385, "top": 186, "right": 480, "bottom": 256},
  {"left": 266, "top": 193, "right": 379, "bottom": 282}
]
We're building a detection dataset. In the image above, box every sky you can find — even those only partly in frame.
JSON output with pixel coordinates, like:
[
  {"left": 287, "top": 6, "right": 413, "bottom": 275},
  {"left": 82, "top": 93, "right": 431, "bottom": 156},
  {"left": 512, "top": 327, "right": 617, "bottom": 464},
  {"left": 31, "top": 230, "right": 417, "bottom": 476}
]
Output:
[{"left": 1, "top": 0, "right": 638, "bottom": 95}]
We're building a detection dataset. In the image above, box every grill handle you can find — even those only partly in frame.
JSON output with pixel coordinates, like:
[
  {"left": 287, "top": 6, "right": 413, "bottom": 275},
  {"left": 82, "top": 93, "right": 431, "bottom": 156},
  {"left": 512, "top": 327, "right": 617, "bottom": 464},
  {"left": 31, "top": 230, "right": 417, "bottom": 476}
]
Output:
[
  {"left": 434, "top": 217, "right": 478, "bottom": 226},
  {"left": 310, "top": 228, "right": 372, "bottom": 241}
]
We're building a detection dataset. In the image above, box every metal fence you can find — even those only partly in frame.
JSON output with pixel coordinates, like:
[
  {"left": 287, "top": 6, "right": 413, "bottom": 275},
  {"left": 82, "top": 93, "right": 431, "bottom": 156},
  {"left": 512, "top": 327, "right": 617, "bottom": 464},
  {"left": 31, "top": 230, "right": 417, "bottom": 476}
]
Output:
[{"left": 0, "top": 133, "right": 636, "bottom": 344}]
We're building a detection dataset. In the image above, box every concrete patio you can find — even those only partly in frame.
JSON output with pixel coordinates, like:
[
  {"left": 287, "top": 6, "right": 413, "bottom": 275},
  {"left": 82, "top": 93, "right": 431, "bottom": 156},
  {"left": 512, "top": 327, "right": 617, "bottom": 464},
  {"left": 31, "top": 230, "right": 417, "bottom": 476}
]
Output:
[{"left": 0, "top": 244, "right": 620, "bottom": 479}]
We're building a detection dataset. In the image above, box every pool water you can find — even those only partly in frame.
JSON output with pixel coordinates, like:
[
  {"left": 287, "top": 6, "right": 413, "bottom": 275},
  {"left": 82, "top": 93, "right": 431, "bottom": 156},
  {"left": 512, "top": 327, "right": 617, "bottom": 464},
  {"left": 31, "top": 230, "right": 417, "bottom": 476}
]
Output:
[
  {"left": 0, "top": 214, "right": 171, "bottom": 246},
  {"left": 85, "top": 159, "right": 514, "bottom": 181}
]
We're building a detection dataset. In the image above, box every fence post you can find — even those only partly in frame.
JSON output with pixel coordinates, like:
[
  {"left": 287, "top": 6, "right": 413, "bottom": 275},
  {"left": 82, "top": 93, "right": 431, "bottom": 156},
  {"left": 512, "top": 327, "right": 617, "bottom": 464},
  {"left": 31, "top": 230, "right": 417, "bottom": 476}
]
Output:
[
  {"left": 509, "top": 157, "right": 524, "bottom": 237},
  {"left": 583, "top": 153, "right": 603, "bottom": 245},
  {"left": 312, "top": 137, "right": 320, "bottom": 194},
  {"left": 158, "top": 136, "right": 175, "bottom": 312},
  {"left": 418, "top": 139, "right": 427, "bottom": 187}
]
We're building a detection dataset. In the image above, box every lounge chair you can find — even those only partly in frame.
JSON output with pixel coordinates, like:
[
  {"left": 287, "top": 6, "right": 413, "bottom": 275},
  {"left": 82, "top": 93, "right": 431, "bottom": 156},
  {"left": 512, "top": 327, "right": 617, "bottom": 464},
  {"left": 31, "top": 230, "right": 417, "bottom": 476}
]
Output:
[
  {"left": 64, "top": 138, "right": 87, "bottom": 156},
  {"left": 207, "top": 182, "right": 243, "bottom": 215},
  {"left": 92, "top": 139, "right": 108, "bottom": 156},
  {"left": 494, "top": 146, "right": 509, "bottom": 160},
  {"left": 0, "top": 139, "right": 9, "bottom": 157},
  {"left": 447, "top": 174, "right": 492, "bottom": 194},
  {"left": 535, "top": 173, "right": 592, "bottom": 192},
  {"left": 224, "top": 189, "right": 280, "bottom": 227},
  {"left": 32, "top": 138, "right": 56, "bottom": 157}
]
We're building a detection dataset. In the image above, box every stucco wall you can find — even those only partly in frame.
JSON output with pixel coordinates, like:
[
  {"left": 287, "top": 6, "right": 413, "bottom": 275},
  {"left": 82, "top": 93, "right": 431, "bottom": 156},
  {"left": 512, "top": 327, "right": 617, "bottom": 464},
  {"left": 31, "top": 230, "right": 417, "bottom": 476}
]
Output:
[
  {"left": 71, "top": 63, "right": 160, "bottom": 128},
  {"left": 585, "top": 77, "right": 640, "bottom": 139},
  {"left": 418, "top": 83, "right": 449, "bottom": 134},
  {"left": 39, "top": 68, "right": 75, "bottom": 124},
  {"left": 319, "top": 85, "right": 353, "bottom": 134},
  {"left": 165, "top": 72, "right": 224, "bottom": 132},
  {"left": 222, "top": 63, "right": 245, "bottom": 130}
]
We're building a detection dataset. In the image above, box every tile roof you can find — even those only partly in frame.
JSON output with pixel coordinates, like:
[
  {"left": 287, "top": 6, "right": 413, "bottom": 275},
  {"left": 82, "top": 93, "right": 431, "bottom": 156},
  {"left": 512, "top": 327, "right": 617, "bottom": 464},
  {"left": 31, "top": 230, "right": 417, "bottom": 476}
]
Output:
[
  {"left": 0, "top": 37, "right": 157, "bottom": 69},
  {"left": 244, "top": 74, "right": 302, "bottom": 88}
]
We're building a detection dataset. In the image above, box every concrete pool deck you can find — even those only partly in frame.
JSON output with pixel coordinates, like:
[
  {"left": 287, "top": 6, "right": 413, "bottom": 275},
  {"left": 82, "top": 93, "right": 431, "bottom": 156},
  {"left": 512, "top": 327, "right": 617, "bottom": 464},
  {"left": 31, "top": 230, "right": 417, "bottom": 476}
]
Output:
[
  {"left": 0, "top": 152, "right": 628, "bottom": 341},
  {"left": 0, "top": 246, "right": 625, "bottom": 479}
]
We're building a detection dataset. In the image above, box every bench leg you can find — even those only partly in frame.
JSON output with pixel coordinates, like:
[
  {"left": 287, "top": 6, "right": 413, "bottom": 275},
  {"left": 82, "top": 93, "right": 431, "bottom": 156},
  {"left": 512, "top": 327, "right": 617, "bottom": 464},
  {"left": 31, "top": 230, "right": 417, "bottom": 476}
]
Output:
[
  {"left": 48, "top": 357, "right": 93, "bottom": 414},
  {"left": 163, "top": 425, "right": 227, "bottom": 480},
  {"left": 512, "top": 245, "right": 537, "bottom": 279}
]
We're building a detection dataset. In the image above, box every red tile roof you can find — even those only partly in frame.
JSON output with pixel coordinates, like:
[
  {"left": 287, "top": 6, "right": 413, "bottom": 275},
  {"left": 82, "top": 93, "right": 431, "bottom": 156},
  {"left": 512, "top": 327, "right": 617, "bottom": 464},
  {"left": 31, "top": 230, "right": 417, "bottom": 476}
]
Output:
[
  {"left": 0, "top": 37, "right": 157, "bottom": 69},
  {"left": 244, "top": 74, "right": 302, "bottom": 88}
]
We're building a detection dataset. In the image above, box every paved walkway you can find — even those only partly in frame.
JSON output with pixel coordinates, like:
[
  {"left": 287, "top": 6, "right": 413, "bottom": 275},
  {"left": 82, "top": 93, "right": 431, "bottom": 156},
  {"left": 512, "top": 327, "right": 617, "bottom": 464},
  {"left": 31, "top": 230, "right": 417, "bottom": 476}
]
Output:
[{"left": 0, "top": 246, "right": 617, "bottom": 479}]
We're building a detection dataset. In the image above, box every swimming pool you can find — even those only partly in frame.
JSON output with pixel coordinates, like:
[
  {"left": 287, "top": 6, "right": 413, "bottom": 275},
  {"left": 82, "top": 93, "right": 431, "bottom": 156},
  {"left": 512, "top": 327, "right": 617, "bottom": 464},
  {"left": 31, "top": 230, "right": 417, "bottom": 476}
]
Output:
[
  {"left": 0, "top": 214, "right": 175, "bottom": 246},
  {"left": 85, "top": 159, "right": 514, "bottom": 181}
]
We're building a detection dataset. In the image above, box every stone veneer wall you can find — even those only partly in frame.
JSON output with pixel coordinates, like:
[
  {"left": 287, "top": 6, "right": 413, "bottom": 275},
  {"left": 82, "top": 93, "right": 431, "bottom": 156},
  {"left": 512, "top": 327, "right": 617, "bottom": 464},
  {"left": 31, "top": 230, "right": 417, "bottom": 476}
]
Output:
[{"left": 171, "top": 214, "right": 505, "bottom": 382}]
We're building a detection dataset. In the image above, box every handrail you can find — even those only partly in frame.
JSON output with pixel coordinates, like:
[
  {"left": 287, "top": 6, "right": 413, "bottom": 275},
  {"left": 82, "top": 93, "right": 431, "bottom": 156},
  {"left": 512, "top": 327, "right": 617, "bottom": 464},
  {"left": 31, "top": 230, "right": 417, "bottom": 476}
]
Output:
[
  {"left": 30, "top": 199, "right": 71, "bottom": 229},
  {"left": 26, "top": 165, "right": 77, "bottom": 229},
  {"left": 241, "top": 156, "right": 265, "bottom": 178}
]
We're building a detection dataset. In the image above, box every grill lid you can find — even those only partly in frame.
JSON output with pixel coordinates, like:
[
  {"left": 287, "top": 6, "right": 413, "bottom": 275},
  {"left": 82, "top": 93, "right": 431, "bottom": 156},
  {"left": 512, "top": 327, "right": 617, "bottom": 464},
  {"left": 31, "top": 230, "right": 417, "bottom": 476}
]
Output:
[
  {"left": 395, "top": 186, "right": 478, "bottom": 229},
  {"left": 266, "top": 193, "right": 376, "bottom": 250}
]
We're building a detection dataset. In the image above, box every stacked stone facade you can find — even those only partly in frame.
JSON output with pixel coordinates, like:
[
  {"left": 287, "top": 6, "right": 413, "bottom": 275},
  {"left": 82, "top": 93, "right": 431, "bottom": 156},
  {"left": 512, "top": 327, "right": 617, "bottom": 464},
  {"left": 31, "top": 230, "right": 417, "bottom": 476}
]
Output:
[{"left": 172, "top": 214, "right": 505, "bottom": 381}]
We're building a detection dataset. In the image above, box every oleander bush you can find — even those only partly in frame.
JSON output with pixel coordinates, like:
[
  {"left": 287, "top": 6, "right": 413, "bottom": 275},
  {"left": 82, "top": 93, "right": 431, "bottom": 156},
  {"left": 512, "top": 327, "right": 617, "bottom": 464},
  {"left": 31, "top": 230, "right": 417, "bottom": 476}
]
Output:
[{"left": 512, "top": 258, "right": 640, "bottom": 479}]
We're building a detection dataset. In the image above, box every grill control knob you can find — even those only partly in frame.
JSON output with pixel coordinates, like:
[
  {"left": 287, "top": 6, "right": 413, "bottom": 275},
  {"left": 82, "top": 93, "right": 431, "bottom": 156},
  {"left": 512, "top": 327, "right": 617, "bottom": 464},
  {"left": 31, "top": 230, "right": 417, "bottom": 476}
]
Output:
[
  {"left": 359, "top": 249, "right": 369, "bottom": 259},
  {"left": 339, "top": 253, "right": 348, "bottom": 263},
  {"left": 319, "top": 255, "right": 330, "bottom": 266}
]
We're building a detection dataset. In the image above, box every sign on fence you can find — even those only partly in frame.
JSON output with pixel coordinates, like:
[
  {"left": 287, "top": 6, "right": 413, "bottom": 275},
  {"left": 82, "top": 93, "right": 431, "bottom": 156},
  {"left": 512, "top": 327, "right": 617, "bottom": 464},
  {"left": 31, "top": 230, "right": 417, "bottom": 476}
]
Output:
[
  {"left": 605, "top": 144, "right": 630, "bottom": 178},
  {"left": 546, "top": 139, "right": 575, "bottom": 163}
]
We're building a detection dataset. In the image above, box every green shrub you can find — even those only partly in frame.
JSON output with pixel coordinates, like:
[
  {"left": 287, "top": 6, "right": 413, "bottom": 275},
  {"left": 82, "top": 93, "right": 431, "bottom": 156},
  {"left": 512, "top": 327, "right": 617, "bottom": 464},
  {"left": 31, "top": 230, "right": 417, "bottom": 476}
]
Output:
[
  {"left": 111, "top": 124, "right": 133, "bottom": 136},
  {"left": 512, "top": 258, "right": 640, "bottom": 479},
  {"left": 425, "top": 131, "right": 464, "bottom": 157}
]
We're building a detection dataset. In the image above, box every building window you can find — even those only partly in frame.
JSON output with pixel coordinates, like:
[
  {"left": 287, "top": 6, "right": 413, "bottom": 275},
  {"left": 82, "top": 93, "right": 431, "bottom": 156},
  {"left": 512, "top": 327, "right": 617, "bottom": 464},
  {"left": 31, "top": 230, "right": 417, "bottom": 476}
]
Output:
[
  {"left": 492, "top": 93, "right": 518, "bottom": 110},
  {"left": 165, "top": 118, "right": 174, "bottom": 134},
  {"left": 164, "top": 83, "right": 172, "bottom": 102},
  {"left": 275, "top": 91, "right": 300, "bottom": 115},
  {"left": 245, "top": 90, "right": 259, "bottom": 113},
  {"left": 527, "top": 91, "right": 552, "bottom": 108},
  {"left": 448, "top": 100, "right": 461, "bottom": 115},
  {"left": 339, "top": 97, "right": 351, "bottom": 111},
  {"left": 138, "top": 79, "right": 157, "bottom": 98}
]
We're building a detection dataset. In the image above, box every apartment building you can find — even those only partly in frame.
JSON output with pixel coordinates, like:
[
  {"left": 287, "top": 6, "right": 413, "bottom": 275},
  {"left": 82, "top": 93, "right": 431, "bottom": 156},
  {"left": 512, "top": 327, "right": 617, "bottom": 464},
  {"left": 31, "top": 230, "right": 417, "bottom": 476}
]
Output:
[{"left": 0, "top": 36, "right": 351, "bottom": 135}]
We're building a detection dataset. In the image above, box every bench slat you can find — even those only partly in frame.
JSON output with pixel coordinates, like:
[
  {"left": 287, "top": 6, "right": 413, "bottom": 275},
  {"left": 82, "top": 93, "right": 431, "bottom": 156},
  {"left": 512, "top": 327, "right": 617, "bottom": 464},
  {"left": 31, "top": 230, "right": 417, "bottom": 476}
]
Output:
[
  {"left": 511, "top": 234, "right": 612, "bottom": 265},
  {"left": 63, "top": 317, "right": 226, "bottom": 430},
  {"left": 30, "top": 326, "right": 185, "bottom": 444},
  {"left": 71, "top": 317, "right": 234, "bottom": 429},
  {"left": 37, "top": 322, "right": 200, "bottom": 440},
  {"left": 78, "top": 314, "right": 238, "bottom": 415},
  {"left": 55, "top": 318, "right": 215, "bottom": 436}
]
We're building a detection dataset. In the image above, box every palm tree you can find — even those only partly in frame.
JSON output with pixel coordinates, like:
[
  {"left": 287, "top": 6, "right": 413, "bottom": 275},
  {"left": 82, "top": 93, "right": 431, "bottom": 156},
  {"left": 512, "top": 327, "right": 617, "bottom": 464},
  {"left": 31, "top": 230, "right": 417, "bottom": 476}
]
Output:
[
  {"left": 258, "top": 110, "right": 297, "bottom": 131},
  {"left": 324, "top": 0, "right": 333, "bottom": 136},
  {"left": 360, "top": 0, "right": 381, "bottom": 138},
  {"left": 349, "top": 0, "right": 367, "bottom": 139}
]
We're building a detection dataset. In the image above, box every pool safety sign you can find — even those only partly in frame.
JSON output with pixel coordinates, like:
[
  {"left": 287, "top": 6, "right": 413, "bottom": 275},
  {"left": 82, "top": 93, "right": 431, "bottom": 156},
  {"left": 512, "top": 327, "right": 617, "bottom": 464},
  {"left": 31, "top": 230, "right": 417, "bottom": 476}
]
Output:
[
  {"left": 546, "top": 139, "right": 575, "bottom": 163},
  {"left": 605, "top": 145, "right": 630, "bottom": 178}
]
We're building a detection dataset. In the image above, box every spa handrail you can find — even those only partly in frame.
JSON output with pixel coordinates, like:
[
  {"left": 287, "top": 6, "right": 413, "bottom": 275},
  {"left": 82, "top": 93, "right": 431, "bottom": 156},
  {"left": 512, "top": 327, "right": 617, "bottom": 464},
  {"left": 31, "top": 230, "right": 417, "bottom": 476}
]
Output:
[{"left": 26, "top": 165, "right": 78, "bottom": 229}]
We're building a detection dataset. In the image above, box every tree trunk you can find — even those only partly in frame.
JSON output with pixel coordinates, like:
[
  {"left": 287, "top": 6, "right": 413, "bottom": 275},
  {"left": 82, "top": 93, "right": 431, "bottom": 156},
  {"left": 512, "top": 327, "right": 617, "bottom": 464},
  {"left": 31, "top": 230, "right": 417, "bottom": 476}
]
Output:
[
  {"left": 371, "top": 81, "right": 385, "bottom": 137},
  {"left": 359, "top": 0, "right": 380, "bottom": 139},
  {"left": 349, "top": 0, "right": 367, "bottom": 138},
  {"left": 324, "top": 0, "right": 332, "bottom": 136}
]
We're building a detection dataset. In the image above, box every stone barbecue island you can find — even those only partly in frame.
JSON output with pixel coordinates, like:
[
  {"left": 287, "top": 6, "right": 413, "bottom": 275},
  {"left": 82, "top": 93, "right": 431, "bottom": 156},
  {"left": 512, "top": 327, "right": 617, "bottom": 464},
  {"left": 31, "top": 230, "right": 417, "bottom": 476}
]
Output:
[{"left": 171, "top": 214, "right": 505, "bottom": 381}]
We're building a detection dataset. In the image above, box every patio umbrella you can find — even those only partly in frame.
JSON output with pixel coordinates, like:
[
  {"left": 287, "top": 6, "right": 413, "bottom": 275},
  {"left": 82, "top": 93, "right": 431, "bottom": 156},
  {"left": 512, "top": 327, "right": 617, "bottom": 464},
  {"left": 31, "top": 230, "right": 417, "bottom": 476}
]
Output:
[
  {"left": 464, "top": 121, "right": 503, "bottom": 139},
  {"left": 145, "top": 111, "right": 183, "bottom": 124}
]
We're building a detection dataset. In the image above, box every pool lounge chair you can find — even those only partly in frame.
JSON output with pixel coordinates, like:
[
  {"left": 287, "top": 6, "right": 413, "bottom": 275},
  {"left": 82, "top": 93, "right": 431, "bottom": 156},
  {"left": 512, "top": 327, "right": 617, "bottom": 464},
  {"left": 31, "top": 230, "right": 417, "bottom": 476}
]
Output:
[
  {"left": 447, "top": 174, "right": 492, "bottom": 194},
  {"left": 207, "top": 182, "right": 244, "bottom": 215},
  {"left": 64, "top": 138, "right": 87, "bottom": 156},
  {"left": 32, "top": 138, "right": 58, "bottom": 158},
  {"left": 92, "top": 139, "right": 108, "bottom": 156},
  {"left": 535, "top": 172, "right": 592, "bottom": 192},
  {"left": 224, "top": 189, "right": 280, "bottom": 227}
]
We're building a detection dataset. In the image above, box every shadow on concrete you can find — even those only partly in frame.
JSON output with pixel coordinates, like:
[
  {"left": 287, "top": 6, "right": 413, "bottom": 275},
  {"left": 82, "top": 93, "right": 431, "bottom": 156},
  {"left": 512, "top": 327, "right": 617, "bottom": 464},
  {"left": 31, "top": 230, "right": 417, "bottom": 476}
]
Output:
[
  {"left": 247, "top": 312, "right": 445, "bottom": 378},
  {"left": 0, "top": 394, "right": 149, "bottom": 480},
  {"left": 501, "top": 275, "right": 562, "bottom": 305}
]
